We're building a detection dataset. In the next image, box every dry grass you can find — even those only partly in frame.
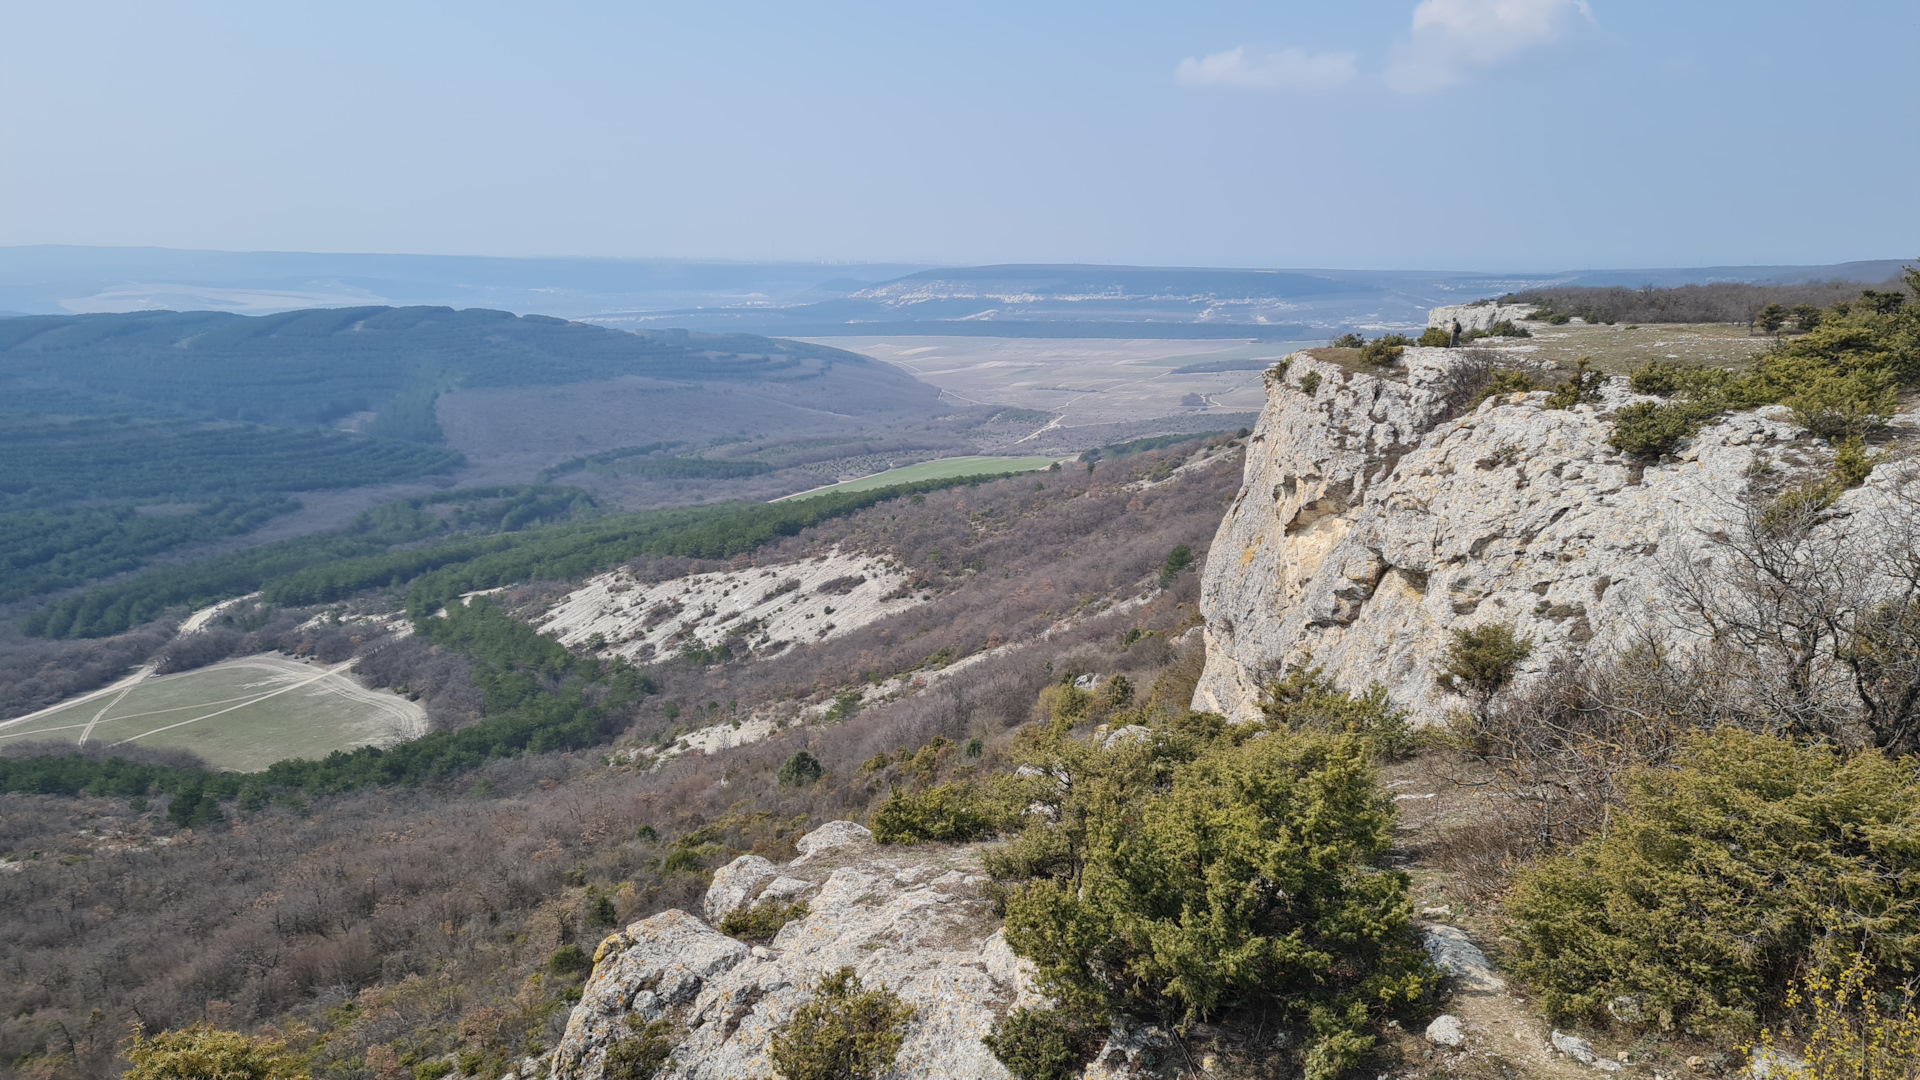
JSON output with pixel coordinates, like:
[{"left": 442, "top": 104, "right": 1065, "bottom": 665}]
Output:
[{"left": 1476, "top": 322, "right": 1768, "bottom": 376}]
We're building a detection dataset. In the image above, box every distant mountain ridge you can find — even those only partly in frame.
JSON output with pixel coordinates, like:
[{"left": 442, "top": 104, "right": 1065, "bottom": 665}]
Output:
[
  {"left": 616, "top": 261, "right": 1914, "bottom": 336},
  {"left": 3, "top": 246, "right": 1911, "bottom": 335}
]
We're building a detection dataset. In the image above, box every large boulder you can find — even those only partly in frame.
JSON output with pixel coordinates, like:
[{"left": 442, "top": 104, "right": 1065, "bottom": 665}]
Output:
[
  {"left": 793, "top": 819, "right": 872, "bottom": 859},
  {"left": 551, "top": 841, "right": 1033, "bottom": 1080},
  {"left": 702, "top": 855, "right": 779, "bottom": 924}
]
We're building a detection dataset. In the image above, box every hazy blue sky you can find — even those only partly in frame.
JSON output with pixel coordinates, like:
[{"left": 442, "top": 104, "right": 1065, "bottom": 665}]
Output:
[{"left": 3, "top": 1, "right": 1914, "bottom": 269}]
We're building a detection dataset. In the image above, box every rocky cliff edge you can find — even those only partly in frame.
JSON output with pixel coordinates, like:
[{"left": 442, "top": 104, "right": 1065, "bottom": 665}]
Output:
[{"left": 1193, "top": 346, "right": 1912, "bottom": 724}]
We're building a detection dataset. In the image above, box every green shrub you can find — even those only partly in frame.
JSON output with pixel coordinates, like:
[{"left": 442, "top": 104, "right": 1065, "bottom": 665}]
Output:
[
  {"left": 166, "top": 781, "right": 224, "bottom": 828},
  {"left": 125, "top": 1024, "right": 307, "bottom": 1080},
  {"left": 991, "top": 716, "right": 1433, "bottom": 1080},
  {"left": 777, "top": 750, "right": 824, "bottom": 787},
  {"left": 1487, "top": 319, "right": 1531, "bottom": 338},
  {"left": 1260, "top": 662, "right": 1413, "bottom": 759},
  {"left": 1466, "top": 368, "right": 1539, "bottom": 409},
  {"left": 1157, "top": 544, "right": 1194, "bottom": 587},
  {"left": 825, "top": 690, "right": 864, "bottom": 721},
  {"left": 1613, "top": 287, "right": 1918, "bottom": 452},
  {"left": 1789, "top": 303, "right": 1825, "bottom": 333},
  {"left": 1544, "top": 358, "right": 1605, "bottom": 409},
  {"left": 1505, "top": 729, "right": 1920, "bottom": 1038},
  {"left": 548, "top": 945, "right": 590, "bottom": 977},
  {"left": 603, "top": 1017, "right": 677, "bottom": 1080},
  {"left": 1329, "top": 332, "right": 1365, "bottom": 348},
  {"left": 870, "top": 781, "right": 999, "bottom": 844},
  {"left": 1418, "top": 327, "right": 1452, "bottom": 347},
  {"left": 769, "top": 967, "right": 915, "bottom": 1080},
  {"left": 1298, "top": 371, "right": 1322, "bottom": 395},
  {"left": 1785, "top": 371, "right": 1898, "bottom": 441},
  {"left": 1626, "top": 359, "right": 1732, "bottom": 398},
  {"left": 589, "top": 894, "right": 618, "bottom": 925},
  {"left": 1757, "top": 435, "right": 1887, "bottom": 531},
  {"left": 1436, "top": 622, "right": 1532, "bottom": 706},
  {"left": 718, "top": 899, "right": 809, "bottom": 942},
  {"left": 1609, "top": 399, "right": 1722, "bottom": 457},
  {"left": 1831, "top": 435, "right": 1881, "bottom": 488},
  {"left": 1359, "top": 339, "right": 1405, "bottom": 367},
  {"left": 983, "top": 1004, "right": 1107, "bottom": 1080},
  {"left": 413, "top": 1062, "right": 453, "bottom": 1080}
]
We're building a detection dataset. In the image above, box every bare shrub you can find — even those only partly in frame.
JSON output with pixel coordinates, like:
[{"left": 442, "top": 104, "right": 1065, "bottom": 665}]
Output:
[
  {"left": 1459, "top": 636, "right": 1750, "bottom": 849},
  {"left": 1430, "top": 349, "right": 1547, "bottom": 418},
  {"left": 1662, "top": 465, "right": 1920, "bottom": 754},
  {"left": 0, "top": 622, "right": 174, "bottom": 720}
]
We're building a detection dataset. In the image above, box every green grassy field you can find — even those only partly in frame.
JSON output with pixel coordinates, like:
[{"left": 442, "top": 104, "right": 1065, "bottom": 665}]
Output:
[
  {"left": 777, "top": 455, "right": 1061, "bottom": 501},
  {"left": 0, "top": 654, "right": 424, "bottom": 771}
]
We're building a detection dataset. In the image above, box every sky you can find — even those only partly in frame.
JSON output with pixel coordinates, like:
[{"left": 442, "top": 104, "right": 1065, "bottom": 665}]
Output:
[{"left": 2, "top": 0, "right": 1916, "bottom": 271}]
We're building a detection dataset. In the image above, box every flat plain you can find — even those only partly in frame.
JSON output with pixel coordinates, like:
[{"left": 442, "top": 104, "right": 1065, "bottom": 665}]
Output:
[
  {"left": 0, "top": 654, "right": 425, "bottom": 771},
  {"left": 1483, "top": 321, "right": 1770, "bottom": 374},
  {"left": 777, "top": 455, "right": 1060, "bottom": 500},
  {"left": 803, "top": 336, "right": 1310, "bottom": 432}
]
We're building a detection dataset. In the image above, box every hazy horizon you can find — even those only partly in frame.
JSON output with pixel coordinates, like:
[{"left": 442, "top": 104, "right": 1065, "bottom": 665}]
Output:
[{"left": 6, "top": 244, "right": 1908, "bottom": 326}]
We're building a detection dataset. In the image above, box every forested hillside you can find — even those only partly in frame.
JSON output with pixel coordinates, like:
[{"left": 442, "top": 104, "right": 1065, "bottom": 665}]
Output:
[
  {"left": 0, "top": 306, "right": 888, "bottom": 442},
  {"left": 0, "top": 308, "right": 939, "bottom": 611}
]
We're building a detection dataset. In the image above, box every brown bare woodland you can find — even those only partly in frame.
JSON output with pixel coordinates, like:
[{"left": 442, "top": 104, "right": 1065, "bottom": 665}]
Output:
[
  {"left": 1505, "top": 276, "right": 1908, "bottom": 326},
  {"left": 0, "top": 441, "right": 1238, "bottom": 1080}
]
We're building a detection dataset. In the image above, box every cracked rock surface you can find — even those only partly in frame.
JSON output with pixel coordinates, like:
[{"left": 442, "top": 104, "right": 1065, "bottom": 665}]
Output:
[
  {"left": 551, "top": 822, "right": 1035, "bottom": 1080},
  {"left": 1194, "top": 346, "right": 1904, "bottom": 723}
]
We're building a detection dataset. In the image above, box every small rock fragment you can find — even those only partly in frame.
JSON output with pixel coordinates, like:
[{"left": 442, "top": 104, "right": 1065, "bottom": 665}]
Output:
[
  {"left": 1552, "top": 1030, "right": 1596, "bottom": 1064},
  {"left": 1421, "top": 925, "right": 1506, "bottom": 991},
  {"left": 1425, "top": 1014, "right": 1467, "bottom": 1047}
]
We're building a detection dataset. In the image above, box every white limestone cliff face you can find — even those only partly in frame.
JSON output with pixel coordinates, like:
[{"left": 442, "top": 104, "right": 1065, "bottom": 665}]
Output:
[
  {"left": 1193, "top": 347, "right": 1898, "bottom": 724},
  {"left": 549, "top": 822, "right": 1040, "bottom": 1080},
  {"left": 1427, "top": 302, "right": 1539, "bottom": 331}
]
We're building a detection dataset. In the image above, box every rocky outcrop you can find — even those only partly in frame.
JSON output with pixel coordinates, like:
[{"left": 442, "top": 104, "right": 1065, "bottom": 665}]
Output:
[
  {"left": 550, "top": 823, "right": 1036, "bottom": 1080},
  {"left": 1427, "top": 302, "right": 1538, "bottom": 331},
  {"left": 1194, "top": 346, "right": 1898, "bottom": 723}
]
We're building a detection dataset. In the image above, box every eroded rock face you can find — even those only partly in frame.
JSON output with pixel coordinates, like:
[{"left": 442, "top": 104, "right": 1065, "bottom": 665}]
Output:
[
  {"left": 702, "top": 855, "right": 780, "bottom": 924},
  {"left": 551, "top": 823, "right": 1033, "bottom": 1080},
  {"left": 1428, "top": 302, "right": 1538, "bottom": 331},
  {"left": 1194, "top": 347, "right": 1890, "bottom": 723}
]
